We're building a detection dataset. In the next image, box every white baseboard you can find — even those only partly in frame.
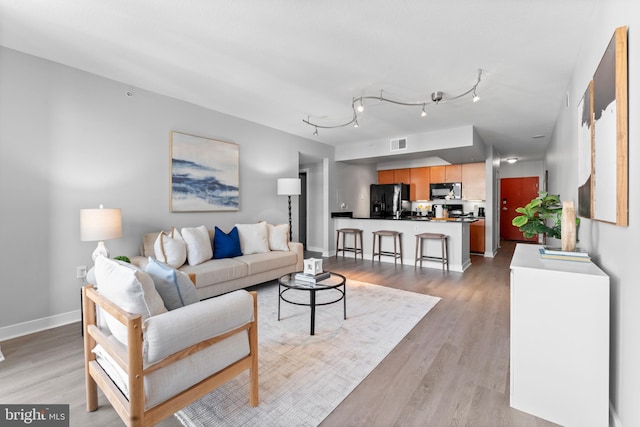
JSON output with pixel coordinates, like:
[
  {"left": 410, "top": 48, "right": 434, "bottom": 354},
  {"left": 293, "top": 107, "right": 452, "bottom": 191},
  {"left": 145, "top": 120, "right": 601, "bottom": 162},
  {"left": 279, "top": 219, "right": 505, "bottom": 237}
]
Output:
[
  {"left": 610, "top": 401, "right": 622, "bottom": 427},
  {"left": 0, "top": 310, "right": 80, "bottom": 342}
]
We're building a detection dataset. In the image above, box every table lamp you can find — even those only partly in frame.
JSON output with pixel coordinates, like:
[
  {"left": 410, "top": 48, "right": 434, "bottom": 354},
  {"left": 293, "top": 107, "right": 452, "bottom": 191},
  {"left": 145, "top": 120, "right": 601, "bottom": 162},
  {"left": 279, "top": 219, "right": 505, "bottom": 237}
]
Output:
[
  {"left": 80, "top": 205, "right": 122, "bottom": 261},
  {"left": 277, "top": 178, "right": 301, "bottom": 241}
]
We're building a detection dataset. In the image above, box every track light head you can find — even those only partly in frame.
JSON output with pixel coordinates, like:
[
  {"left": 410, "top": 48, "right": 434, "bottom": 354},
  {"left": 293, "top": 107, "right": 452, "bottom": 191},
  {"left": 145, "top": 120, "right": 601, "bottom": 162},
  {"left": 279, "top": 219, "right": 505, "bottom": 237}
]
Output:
[
  {"left": 431, "top": 91, "right": 443, "bottom": 103},
  {"left": 356, "top": 99, "right": 364, "bottom": 113},
  {"left": 472, "top": 90, "right": 480, "bottom": 103},
  {"left": 421, "top": 105, "right": 427, "bottom": 117}
]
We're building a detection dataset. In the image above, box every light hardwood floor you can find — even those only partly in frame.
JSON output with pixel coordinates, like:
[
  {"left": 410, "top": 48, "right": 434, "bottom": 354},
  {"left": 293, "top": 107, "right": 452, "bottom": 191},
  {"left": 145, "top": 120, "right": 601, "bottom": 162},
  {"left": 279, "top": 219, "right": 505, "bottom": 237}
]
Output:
[{"left": 0, "top": 241, "right": 558, "bottom": 426}]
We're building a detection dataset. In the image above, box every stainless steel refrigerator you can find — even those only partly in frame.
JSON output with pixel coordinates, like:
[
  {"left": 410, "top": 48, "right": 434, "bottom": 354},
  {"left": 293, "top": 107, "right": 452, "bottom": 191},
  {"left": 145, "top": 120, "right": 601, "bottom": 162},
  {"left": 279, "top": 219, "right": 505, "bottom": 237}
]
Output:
[{"left": 370, "top": 184, "right": 410, "bottom": 218}]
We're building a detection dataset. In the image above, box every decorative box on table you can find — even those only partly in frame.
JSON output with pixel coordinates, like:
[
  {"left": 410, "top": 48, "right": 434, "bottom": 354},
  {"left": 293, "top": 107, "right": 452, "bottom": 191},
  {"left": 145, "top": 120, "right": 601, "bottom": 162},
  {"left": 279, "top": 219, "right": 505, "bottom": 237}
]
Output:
[{"left": 303, "top": 258, "right": 323, "bottom": 276}]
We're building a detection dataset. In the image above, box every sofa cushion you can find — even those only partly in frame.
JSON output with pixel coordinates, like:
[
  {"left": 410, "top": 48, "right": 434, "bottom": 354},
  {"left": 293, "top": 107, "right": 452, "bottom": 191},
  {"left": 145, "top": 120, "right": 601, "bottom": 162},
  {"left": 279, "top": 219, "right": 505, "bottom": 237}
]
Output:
[
  {"left": 145, "top": 257, "right": 199, "bottom": 310},
  {"left": 179, "top": 258, "right": 248, "bottom": 288},
  {"left": 266, "top": 223, "right": 290, "bottom": 251},
  {"left": 181, "top": 225, "right": 213, "bottom": 266},
  {"left": 235, "top": 250, "right": 298, "bottom": 275},
  {"left": 235, "top": 222, "right": 270, "bottom": 254},
  {"left": 94, "top": 256, "right": 167, "bottom": 344},
  {"left": 213, "top": 226, "right": 243, "bottom": 259},
  {"left": 153, "top": 227, "right": 187, "bottom": 268}
]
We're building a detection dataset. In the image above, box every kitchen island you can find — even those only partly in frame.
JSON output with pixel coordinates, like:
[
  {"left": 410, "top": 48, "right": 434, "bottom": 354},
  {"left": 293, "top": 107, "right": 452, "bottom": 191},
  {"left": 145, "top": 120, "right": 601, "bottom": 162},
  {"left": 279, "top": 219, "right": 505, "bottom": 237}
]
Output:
[{"left": 334, "top": 217, "right": 476, "bottom": 272}]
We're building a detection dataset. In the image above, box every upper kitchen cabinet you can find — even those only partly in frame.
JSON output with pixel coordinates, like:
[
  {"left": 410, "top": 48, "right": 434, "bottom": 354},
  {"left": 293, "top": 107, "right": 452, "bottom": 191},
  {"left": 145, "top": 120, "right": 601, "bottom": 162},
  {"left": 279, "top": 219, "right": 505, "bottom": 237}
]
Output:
[
  {"left": 462, "top": 162, "right": 486, "bottom": 200},
  {"left": 430, "top": 166, "right": 446, "bottom": 183},
  {"left": 430, "top": 165, "right": 461, "bottom": 183},
  {"left": 410, "top": 167, "right": 430, "bottom": 200},
  {"left": 393, "top": 168, "right": 411, "bottom": 185},
  {"left": 378, "top": 168, "right": 411, "bottom": 185},
  {"left": 377, "top": 170, "right": 394, "bottom": 184},
  {"left": 445, "top": 164, "right": 462, "bottom": 182}
]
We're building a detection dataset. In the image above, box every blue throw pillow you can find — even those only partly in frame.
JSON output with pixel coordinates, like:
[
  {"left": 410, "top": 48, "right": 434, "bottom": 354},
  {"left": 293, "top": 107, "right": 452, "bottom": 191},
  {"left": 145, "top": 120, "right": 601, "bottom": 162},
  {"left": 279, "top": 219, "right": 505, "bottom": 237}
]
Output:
[
  {"left": 145, "top": 257, "right": 199, "bottom": 310},
  {"left": 213, "top": 226, "right": 243, "bottom": 259}
]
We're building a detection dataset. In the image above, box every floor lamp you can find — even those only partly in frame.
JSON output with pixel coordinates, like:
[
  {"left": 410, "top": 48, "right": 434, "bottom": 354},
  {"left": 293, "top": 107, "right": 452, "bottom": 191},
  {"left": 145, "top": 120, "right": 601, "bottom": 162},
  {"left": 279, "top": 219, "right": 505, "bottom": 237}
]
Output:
[{"left": 277, "top": 178, "right": 301, "bottom": 242}]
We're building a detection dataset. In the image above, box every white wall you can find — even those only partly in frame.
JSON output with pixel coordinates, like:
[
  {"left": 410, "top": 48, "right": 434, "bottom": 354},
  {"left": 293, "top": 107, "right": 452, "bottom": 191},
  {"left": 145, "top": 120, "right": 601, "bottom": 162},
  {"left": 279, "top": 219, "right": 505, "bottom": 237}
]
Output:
[
  {"left": 499, "top": 160, "right": 544, "bottom": 182},
  {"left": 545, "top": 2, "right": 639, "bottom": 425},
  {"left": 0, "top": 47, "right": 334, "bottom": 338}
]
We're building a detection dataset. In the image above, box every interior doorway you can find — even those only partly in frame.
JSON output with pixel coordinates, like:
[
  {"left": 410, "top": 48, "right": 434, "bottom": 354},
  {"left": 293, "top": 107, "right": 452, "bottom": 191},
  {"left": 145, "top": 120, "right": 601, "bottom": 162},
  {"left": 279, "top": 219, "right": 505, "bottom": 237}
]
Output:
[
  {"left": 298, "top": 171, "right": 307, "bottom": 249},
  {"left": 500, "top": 176, "right": 539, "bottom": 241}
]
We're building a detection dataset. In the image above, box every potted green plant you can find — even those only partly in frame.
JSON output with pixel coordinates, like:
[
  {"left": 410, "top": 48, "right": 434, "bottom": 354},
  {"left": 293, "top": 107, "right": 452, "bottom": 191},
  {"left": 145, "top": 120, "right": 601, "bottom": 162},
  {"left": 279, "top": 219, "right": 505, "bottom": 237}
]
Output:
[{"left": 511, "top": 192, "right": 578, "bottom": 240}]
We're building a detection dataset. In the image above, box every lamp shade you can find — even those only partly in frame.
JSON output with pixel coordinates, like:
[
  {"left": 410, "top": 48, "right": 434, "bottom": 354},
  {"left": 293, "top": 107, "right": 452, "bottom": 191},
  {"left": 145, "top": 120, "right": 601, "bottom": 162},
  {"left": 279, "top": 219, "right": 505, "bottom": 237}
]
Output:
[
  {"left": 277, "top": 178, "right": 301, "bottom": 196},
  {"left": 80, "top": 207, "right": 122, "bottom": 242}
]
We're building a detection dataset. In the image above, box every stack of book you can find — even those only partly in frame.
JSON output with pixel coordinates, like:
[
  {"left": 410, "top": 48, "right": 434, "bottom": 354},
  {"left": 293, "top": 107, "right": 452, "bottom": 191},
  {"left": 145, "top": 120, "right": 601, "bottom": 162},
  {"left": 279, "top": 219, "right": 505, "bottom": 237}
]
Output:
[
  {"left": 539, "top": 247, "right": 591, "bottom": 263},
  {"left": 294, "top": 271, "right": 330, "bottom": 284}
]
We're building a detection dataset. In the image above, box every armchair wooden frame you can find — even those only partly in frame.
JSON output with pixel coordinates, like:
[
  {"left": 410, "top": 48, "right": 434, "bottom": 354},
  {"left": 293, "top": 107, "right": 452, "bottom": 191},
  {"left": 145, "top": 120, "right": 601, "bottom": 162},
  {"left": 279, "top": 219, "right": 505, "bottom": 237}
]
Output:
[{"left": 82, "top": 285, "right": 259, "bottom": 427}]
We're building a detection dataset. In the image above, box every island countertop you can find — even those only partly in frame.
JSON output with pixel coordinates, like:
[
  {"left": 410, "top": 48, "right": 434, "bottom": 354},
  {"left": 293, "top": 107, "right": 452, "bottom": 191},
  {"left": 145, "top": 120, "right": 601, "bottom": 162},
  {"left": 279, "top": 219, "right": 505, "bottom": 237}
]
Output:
[
  {"left": 334, "top": 217, "right": 472, "bottom": 272},
  {"left": 351, "top": 216, "right": 480, "bottom": 223}
]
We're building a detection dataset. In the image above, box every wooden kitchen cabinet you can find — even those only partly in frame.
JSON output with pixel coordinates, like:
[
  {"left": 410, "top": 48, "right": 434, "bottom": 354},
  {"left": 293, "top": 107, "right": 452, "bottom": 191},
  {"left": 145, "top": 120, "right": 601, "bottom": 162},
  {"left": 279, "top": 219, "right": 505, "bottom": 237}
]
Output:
[
  {"left": 393, "top": 168, "right": 411, "bottom": 185},
  {"left": 462, "top": 162, "right": 486, "bottom": 200},
  {"left": 469, "top": 219, "right": 485, "bottom": 253},
  {"left": 445, "top": 164, "right": 462, "bottom": 182},
  {"left": 429, "top": 166, "right": 446, "bottom": 183},
  {"left": 410, "top": 167, "right": 430, "bottom": 200},
  {"left": 377, "top": 170, "right": 394, "bottom": 184},
  {"left": 378, "top": 169, "right": 411, "bottom": 185}
]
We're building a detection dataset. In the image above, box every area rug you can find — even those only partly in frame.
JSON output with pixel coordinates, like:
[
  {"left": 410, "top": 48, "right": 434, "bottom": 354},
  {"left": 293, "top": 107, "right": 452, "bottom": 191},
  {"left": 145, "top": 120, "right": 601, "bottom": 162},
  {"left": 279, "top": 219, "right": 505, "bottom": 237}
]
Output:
[{"left": 175, "top": 280, "right": 440, "bottom": 427}]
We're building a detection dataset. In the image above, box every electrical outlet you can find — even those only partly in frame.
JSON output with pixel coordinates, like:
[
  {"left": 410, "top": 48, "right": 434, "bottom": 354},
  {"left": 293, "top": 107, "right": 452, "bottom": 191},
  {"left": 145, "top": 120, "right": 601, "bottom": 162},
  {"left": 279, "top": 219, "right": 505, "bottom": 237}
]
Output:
[{"left": 77, "top": 265, "right": 87, "bottom": 279}]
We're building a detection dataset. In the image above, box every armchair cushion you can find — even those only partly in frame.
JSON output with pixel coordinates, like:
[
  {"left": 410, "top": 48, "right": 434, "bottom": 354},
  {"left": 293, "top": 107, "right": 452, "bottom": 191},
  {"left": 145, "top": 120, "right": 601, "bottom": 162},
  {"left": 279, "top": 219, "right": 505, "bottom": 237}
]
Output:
[
  {"left": 145, "top": 257, "right": 199, "bottom": 310},
  {"left": 94, "top": 256, "right": 167, "bottom": 345},
  {"left": 143, "top": 289, "right": 254, "bottom": 365}
]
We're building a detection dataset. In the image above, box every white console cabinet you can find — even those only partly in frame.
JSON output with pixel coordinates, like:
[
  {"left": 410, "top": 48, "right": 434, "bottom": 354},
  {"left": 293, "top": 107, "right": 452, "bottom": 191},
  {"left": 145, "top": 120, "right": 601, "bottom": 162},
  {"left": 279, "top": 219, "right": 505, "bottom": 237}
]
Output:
[{"left": 510, "top": 244, "right": 609, "bottom": 427}]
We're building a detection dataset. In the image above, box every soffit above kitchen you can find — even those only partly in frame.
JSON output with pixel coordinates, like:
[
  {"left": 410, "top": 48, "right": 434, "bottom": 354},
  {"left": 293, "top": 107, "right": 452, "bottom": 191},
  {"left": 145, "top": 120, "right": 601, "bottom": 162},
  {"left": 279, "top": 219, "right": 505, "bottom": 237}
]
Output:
[{"left": 0, "top": 0, "right": 600, "bottom": 162}]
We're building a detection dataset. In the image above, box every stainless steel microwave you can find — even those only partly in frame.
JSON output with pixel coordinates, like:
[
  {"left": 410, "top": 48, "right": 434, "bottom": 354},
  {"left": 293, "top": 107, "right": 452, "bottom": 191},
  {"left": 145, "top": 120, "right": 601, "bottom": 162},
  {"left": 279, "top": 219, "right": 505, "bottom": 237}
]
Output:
[{"left": 430, "top": 182, "right": 462, "bottom": 200}]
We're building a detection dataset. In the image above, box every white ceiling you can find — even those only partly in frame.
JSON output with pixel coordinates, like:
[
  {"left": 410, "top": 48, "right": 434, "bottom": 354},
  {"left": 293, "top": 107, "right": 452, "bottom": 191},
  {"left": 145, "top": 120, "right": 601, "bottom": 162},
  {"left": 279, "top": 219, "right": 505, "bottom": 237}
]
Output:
[{"left": 0, "top": 0, "right": 600, "bottom": 162}]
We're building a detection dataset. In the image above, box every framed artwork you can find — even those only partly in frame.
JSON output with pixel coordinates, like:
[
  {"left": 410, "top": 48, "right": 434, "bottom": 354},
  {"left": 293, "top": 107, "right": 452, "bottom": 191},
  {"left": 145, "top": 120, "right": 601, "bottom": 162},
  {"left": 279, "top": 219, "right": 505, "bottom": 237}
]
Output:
[
  {"left": 170, "top": 131, "right": 239, "bottom": 212},
  {"left": 577, "top": 82, "right": 593, "bottom": 218},
  {"left": 577, "top": 26, "right": 628, "bottom": 225}
]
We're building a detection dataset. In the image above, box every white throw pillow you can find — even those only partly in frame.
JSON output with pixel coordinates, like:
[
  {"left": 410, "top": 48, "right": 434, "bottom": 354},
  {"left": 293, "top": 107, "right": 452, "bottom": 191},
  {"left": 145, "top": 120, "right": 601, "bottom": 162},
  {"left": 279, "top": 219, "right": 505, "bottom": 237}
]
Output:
[
  {"left": 181, "top": 225, "right": 213, "bottom": 266},
  {"left": 94, "top": 256, "right": 168, "bottom": 345},
  {"left": 266, "top": 223, "right": 290, "bottom": 251},
  {"left": 154, "top": 227, "right": 187, "bottom": 268},
  {"left": 235, "top": 222, "right": 270, "bottom": 254}
]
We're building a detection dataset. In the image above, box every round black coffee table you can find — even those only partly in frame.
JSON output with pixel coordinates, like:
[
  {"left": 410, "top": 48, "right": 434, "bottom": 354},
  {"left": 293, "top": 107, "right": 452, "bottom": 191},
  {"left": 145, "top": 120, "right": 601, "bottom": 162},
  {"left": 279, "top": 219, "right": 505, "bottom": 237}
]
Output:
[{"left": 278, "top": 272, "right": 347, "bottom": 335}]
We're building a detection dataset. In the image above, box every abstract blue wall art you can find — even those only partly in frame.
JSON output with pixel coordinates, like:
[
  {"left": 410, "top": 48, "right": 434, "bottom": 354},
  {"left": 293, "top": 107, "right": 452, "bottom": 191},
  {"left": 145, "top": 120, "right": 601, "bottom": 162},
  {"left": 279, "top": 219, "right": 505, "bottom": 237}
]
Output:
[{"left": 170, "top": 131, "right": 240, "bottom": 212}]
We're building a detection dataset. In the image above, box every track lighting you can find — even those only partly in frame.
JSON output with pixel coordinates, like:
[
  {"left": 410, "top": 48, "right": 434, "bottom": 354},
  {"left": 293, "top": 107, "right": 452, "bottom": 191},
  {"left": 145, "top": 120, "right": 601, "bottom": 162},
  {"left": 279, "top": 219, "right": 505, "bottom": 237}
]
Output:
[{"left": 303, "top": 69, "right": 483, "bottom": 132}]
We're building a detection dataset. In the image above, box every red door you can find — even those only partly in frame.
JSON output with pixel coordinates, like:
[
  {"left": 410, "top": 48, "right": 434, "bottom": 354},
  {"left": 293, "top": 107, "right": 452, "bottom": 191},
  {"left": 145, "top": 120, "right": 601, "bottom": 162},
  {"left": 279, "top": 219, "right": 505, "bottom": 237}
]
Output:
[{"left": 500, "top": 177, "right": 539, "bottom": 241}]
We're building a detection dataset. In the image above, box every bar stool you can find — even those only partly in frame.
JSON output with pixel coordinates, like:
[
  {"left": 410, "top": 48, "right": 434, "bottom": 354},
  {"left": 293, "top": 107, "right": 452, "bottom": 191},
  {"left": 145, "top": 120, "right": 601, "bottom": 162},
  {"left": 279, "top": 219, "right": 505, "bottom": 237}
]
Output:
[
  {"left": 372, "top": 230, "right": 403, "bottom": 265},
  {"left": 415, "top": 233, "right": 449, "bottom": 272},
  {"left": 335, "top": 228, "right": 364, "bottom": 260}
]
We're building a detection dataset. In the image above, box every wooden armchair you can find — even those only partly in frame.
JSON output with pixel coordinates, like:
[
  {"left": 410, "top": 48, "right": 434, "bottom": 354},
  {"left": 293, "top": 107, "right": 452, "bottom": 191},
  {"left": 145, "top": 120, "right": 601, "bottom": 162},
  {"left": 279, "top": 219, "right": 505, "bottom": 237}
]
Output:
[{"left": 82, "top": 285, "right": 258, "bottom": 427}]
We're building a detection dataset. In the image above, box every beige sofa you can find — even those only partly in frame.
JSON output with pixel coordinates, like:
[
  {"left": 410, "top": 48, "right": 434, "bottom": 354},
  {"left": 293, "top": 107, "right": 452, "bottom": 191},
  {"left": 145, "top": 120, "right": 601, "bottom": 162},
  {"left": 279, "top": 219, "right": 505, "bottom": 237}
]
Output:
[{"left": 131, "top": 229, "right": 304, "bottom": 300}]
